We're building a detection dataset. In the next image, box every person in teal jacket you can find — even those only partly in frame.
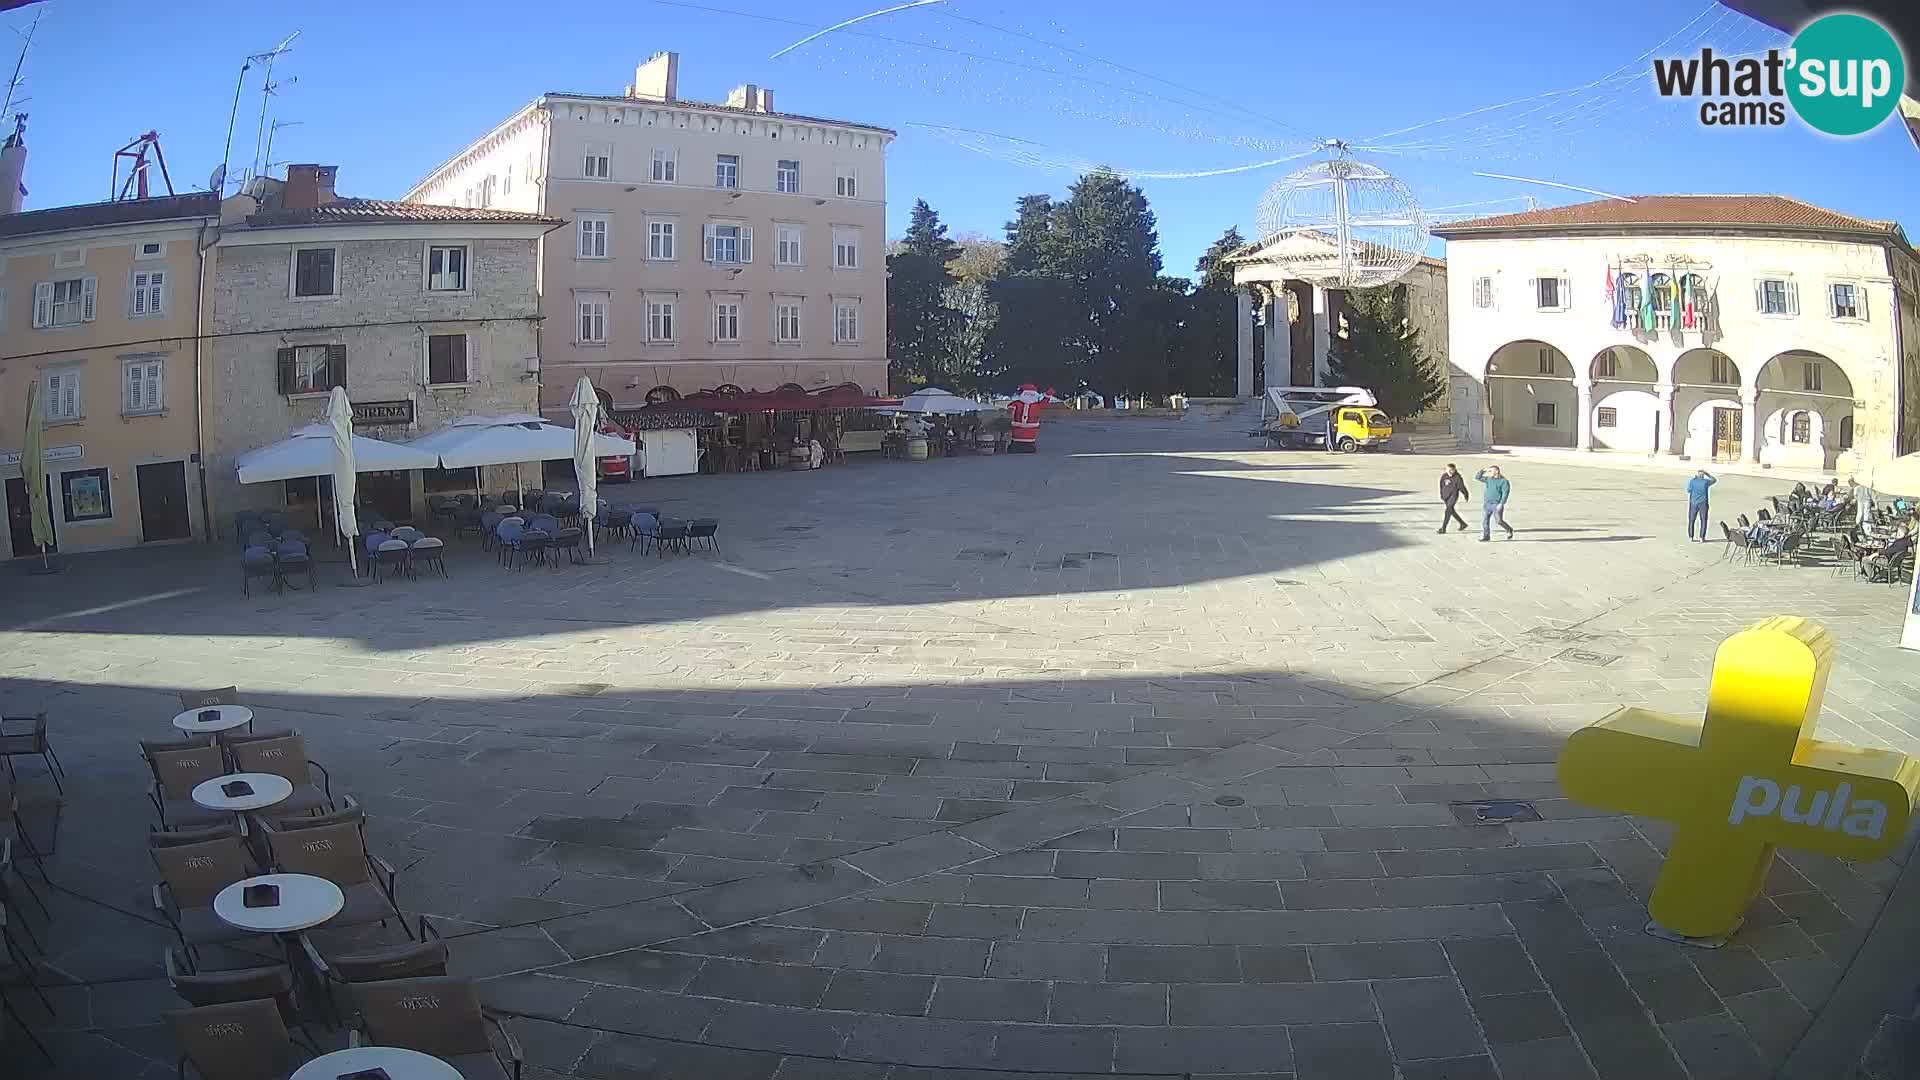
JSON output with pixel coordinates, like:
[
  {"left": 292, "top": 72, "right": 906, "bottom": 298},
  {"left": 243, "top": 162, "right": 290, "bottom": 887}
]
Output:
[{"left": 1474, "top": 465, "right": 1514, "bottom": 541}]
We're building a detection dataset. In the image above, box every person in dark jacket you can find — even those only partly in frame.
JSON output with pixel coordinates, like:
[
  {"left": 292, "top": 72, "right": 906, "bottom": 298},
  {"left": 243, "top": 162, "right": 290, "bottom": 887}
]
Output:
[{"left": 1438, "top": 464, "right": 1470, "bottom": 533}]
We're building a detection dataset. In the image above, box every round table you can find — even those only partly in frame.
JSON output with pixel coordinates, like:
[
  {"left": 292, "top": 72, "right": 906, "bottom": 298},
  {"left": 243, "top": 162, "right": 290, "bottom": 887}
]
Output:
[
  {"left": 213, "top": 873, "right": 345, "bottom": 934},
  {"left": 192, "top": 772, "right": 294, "bottom": 814},
  {"left": 171, "top": 704, "right": 254, "bottom": 734},
  {"left": 292, "top": 1046, "right": 464, "bottom": 1080}
]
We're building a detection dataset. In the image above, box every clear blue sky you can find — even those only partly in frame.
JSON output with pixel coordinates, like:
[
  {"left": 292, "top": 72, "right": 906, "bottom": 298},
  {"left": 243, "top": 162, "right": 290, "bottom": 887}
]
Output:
[{"left": 7, "top": 0, "right": 1916, "bottom": 278}]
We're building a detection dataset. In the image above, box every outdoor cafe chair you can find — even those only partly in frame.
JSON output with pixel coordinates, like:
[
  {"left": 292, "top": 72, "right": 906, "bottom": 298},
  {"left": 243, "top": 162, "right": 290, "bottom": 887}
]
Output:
[
  {"left": 227, "top": 733, "right": 334, "bottom": 818},
  {"left": 495, "top": 520, "right": 525, "bottom": 567},
  {"left": 389, "top": 526, "right": 423, "bottom": 544},
  {"left": 628, "top": 512, "right": 659, "bottom": 554},
  {"left": 1737, "top": 514, "right": 1752, "bottom": 530},
  {"left": 2, "top": 901, "right": 54, "bottom": 1026},
  {"left": 375, "top": 539, "right": 412, "bottom": 583},
  {"left": 654, "top": 517, "right": 690, "bottom": 557},
  {"left": 0, "top": 714, "right": 64, "bottom": 795},
  {"left": 2, "top": 837, "right": 47, "bottom": 929},
  {"left": 180, "top": 687, "right": 240, "bottom": 711},
  {"left": 165, "top": 998, "right": 319, "bottom": 1080},
  {"left": 301, "top": 916, "right": 447, "bottom": 1025},
  {"left": 150, "top": 833, "right": 264, "bottom": 963},
  {"left": 260, "top": 818, "right": 410, "bottom": 939},
  {"left": 273, "top": 541, "right": 315, "bottom": 593},
  {"left": 518, "top": 529, "right": 553, "bottom": 570},
  {"left": 528, "top": 513, "right": 560, "bottom": 533},
  {"left": 146, "top": 744, "right": 232, "bottom": 830},
  {"left": 242, "top": 546, "right": 278, "bottom": 598},
  {"left": 411, "top": 537, "right": 449, "bottom": 578},
  {"left": 554, "top": 527, "right": 585, "bottom": 564},
  {"left": 246, "top": 529, "right": 276, "bottom": 549},
  {"left": 164, "top": 947, "right": 303, "bottom": 1030},
  {"left": 479, "top": 511, "right": 504, "bottom": 551},
  {"left": 349, "top": 975, "right": 524, "bottom": 1080},
  {"left": 688, "top": 518, "right": 720, "bottom": 555}
]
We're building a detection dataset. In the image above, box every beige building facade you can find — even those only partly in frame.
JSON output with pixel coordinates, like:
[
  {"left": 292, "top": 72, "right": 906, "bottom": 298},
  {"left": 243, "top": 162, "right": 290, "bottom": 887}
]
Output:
[
  {"left": 404, "top": 52, "right": 893, "bottom": 415},
  {"left": 1434, "top": 195, "right": 1920, "bottom": 472},
  {"left": 206, "top": 167, "right": 556, "bottom": 531},
  {"left": 0, "top": 194, "right": 219, "bottom": 559}
]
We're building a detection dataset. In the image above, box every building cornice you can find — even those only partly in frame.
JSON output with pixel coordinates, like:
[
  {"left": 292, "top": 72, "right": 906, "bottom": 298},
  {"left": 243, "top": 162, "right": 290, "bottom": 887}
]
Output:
[{"left": 403, "top": 101, "right": 548, "bottom": 202}]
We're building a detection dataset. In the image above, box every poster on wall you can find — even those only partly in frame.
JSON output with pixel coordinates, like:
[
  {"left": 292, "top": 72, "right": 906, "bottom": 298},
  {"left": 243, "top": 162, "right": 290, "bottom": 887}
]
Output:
[{"left": 61, "top": 468, "right": 112, "bottom": 522}]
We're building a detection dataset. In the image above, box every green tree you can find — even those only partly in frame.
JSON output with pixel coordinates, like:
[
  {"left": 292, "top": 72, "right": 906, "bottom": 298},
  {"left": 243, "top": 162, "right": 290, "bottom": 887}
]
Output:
[
  {"left": 1195, "top": 226, "right": 1246, "bottom": 291},
  {"left": 886, "top": 200, "right": 963, "bottom": 391},
  {"left": 1172, "top": 227, "right": 1249, "bottom": 396},
  {"left": 942, "top": 233, "right": 1004, "bottom": 391},
  {"left": 1325, "top": 287, "right": 1444, "bottom": 419}
]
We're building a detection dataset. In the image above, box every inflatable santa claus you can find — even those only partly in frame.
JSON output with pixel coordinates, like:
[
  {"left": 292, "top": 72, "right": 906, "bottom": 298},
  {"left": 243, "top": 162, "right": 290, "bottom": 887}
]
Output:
[{"left": 1007, "top": 384, "right": 1049, "bottom": 453}]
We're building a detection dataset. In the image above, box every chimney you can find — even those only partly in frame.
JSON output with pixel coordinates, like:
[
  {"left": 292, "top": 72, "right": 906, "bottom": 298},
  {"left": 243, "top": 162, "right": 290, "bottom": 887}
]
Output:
[
  {"left": 725, "top": 84, "right": 775, "bottom": 113},
  {"left": 0, "top": 114, "right": 26, "bottom": 216},
  {"left": 629, "top": 52, "right": 679, "bottom": 102},
  {"left": 283, "top": 164, "right": 338, "bottom": 210}
]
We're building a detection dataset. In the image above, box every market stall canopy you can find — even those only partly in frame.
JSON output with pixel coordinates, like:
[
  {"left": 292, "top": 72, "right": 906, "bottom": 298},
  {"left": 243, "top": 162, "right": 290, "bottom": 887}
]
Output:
[
  {"left": 648, "top": 387, "right": 898, "bottom": 413},
  {"left": 407, "top": 414, "right": 635, "bottom": 468},
  {"left": 235, "top": 424, "right": 440, "bottom": 484},
  {"left": 876, "top": 388, "right": 995, "bottom": 415}
]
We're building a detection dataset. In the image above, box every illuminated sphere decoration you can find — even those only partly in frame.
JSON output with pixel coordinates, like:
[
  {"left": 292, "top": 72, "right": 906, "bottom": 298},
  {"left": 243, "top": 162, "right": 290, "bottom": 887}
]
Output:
[{"left": 1254, "top": 155, "right": 1428, "bottom": 290}]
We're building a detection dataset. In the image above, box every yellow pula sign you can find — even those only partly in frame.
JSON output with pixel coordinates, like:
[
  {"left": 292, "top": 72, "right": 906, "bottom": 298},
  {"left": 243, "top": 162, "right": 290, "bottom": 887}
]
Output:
[{"left": 1559, "top": 616, "right": 1920, "bottom": 940}]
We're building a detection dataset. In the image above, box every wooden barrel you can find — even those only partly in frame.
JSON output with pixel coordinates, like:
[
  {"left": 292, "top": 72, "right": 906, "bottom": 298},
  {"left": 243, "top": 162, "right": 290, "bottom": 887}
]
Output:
[
  {"left": 907, "top": 437, "right": 929, "bottom": 461},
  {"left": 788, "top": 446, "right": 811, "bottom": 471}
]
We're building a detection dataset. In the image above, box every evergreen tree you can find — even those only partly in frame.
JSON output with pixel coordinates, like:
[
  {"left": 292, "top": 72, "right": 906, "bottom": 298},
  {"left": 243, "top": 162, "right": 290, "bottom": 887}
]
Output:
[
  {"left": 942, "top": 234, "right": 1004, "bottom": 391},
  {"left": 1195, "top": 226, "right": 1247, "bottom": 292},
  {"left": 1174, "top": 227, "right": 1249, "bottom": 396},
  {"left": 1325, "top": 287, "right": 1444, "bottom": 419},
  {"left": 886, "top": 200, "right": 963, "bottom": 390}
]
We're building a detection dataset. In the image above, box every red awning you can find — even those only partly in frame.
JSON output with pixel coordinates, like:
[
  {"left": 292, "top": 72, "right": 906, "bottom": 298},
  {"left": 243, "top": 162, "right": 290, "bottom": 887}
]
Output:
[{"left": 645, "top": 388, "right": 898, "bottom": 413}]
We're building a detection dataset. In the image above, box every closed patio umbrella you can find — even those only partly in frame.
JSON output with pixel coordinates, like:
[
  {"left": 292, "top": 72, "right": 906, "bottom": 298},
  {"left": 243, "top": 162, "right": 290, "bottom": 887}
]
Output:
[
  {"left": 569, "top": 377, "right": 601, "bottom": 558},
  {"left": 20, "top": 379, "right": 54, "bottom": 571},
  {"left": 326, "top": 388, "right": 361, "bottom": 579}
]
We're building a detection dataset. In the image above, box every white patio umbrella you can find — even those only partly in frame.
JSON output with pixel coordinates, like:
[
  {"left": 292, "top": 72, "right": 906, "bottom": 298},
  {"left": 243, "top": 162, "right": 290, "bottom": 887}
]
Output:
[
  {"left": 569, "top": 377, "right": 601, "bottom": 558},
  {"left": 408, "top": 414, "right": 634, "bottom": 475},
  {"left": 325, "top": 388, "right": 361, "bottom": 579},
  {"left": 881, "top": 387, "right": 991, "bottom": 414}
]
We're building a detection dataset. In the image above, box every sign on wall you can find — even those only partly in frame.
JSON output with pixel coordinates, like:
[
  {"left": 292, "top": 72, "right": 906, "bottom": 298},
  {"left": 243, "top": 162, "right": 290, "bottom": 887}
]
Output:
[
  {"left": 0, "top": 445, "right": 83, "bottom": 467},
  {"left": 351, "top": 400, "right": 415, "bottom": 426}
]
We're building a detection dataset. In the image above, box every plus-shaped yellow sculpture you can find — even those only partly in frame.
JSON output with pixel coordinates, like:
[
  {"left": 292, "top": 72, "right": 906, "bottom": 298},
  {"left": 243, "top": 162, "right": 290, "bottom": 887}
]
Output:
[{"left": 1559, "top": 616, "right": 1920, "bottom": 940}]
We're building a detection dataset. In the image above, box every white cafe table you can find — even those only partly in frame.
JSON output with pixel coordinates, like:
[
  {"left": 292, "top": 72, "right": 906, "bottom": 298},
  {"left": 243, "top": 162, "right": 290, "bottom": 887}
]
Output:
[
  {"left": 213, "top": 873, "right": 344, "bottom": 935},
  {"left": 292, "top": 1046, "right": 464, "bottom": 1080},
  {"left": 192, "top": 772, "right": 294, "bottom": 815},
  {"left": 171, "top": 704, "right": 255, "bottom": 734}
]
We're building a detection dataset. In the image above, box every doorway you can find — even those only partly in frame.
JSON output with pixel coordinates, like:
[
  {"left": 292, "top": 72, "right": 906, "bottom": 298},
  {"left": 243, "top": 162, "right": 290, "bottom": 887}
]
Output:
[
  {"left": 358, "top": 471, "right": 414, "bottom": 524},
  {"left": 6, "top": 476, "right": 55, "bottom": 558},
  {"left": 1712, "top": 408, "right": 1741, "bottom": 462},
  {"left": 137, "top": 461, "right": 193, "bottom": 542}
]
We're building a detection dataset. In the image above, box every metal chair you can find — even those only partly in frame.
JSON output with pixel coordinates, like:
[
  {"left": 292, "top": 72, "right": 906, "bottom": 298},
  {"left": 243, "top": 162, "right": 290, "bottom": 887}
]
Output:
[
  {"left": 517, "top": 529, "right": 552, "bottom": 570},
  {"left": 164, "top": 948, "right": 303, "bottom": 1029},
  {"left": 145, "top": 745, "right": 231, "bottom": 830},
  {"left": 179, "top": 688, "right": 240, "bottom": 711},
  {"left": 528, "top": 513, "right": 560, "bottom": 533},
  {"left": 389, "top": 526, "right": 423, "bottom": 544},
  {"left": 150, "top": 834, "right": 264, "bottom": 964},
  {"left": 687, "top": 518, "right": 720, "bottom": 555},
  {"left": 273, "top": 541, "right": 314, "bottom": 592},
  {"left": 301, "top": 916, "right": 447, "bottom": 1025},
  {"left": 628, "top": 512, "right": 659, "bottom": 554},
  {"left": 350, "top": 976, "right": 523, "bottom": 1080},
  {"left": 411, "top": 537, "right": 448, "bottom": 578},
  {"left": 241, "top": 547, "right": 278, "bottom": 597},
  {"left": 259, "top": 819, "right": 410, "bottom": 939},
  {"left": 164, "top": 999, "right": 317, "bottom": 1080},
  {"left": 0, "top": 715, "right": 63, "bottom": 795},
  {"left": 653, "top": 517, "right": 690, "bottom": 556},
  {"left": 553, "top": 527, "right": 585, "bottom": 564},
  {"left": 375, "top": 539, "right": 412, "bottom": 583},
  {"left": 226, "top": 733, "right": 334, "bottom": 817}
]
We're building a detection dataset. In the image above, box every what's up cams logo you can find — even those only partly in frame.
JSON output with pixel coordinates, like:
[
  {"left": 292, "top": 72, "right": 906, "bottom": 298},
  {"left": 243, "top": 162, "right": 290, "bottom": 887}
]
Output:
[{"left": 1653, "top": 12, "right": 1906, "bottom": 136}]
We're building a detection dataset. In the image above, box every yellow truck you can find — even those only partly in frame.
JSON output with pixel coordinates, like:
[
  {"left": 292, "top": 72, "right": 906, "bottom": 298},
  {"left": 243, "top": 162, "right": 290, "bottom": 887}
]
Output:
[{"left": 1256, "top": 386, "right": 1394, "bottom": 453}]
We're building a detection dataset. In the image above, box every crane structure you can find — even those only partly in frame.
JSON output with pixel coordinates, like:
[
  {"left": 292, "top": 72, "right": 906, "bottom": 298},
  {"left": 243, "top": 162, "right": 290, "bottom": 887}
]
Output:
[{"left": 111, "top": 130, "right": 175, "bottom": 201}]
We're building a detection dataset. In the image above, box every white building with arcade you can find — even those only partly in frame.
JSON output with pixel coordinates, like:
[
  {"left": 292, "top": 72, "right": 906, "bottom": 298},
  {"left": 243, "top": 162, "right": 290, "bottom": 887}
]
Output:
[{"left": 1433, "top": 195, "right": 1920, "bottom": 473}]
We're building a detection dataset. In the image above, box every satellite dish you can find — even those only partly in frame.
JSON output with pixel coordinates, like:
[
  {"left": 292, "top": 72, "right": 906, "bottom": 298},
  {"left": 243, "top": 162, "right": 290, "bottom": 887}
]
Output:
[{"left": 209, "top": 164, "right": 227, "bottom": 192}]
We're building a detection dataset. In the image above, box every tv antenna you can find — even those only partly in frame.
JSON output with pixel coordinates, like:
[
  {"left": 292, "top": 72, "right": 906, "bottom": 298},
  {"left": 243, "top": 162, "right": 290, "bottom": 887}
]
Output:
[
  {"left": 1, "top": 9, "right": 42, "bottom": 119},
  {"left": 263, "top": 119, "right": 303, "bottom": 172},
  {"left": 242, "top": 32, "right": 298, "bottom": 186}
]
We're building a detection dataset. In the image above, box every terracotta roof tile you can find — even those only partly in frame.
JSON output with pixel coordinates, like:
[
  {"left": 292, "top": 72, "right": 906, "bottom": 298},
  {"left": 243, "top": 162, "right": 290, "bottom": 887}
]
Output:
[
  {"left": 1433, "top": 194, "right": 1901, "bottom": 236},
  {"left": 0, "top": 193, "right": 218, "bottom": 240},
  {"left": 245, "top": 198, "right": 560, "bottom": 228}
]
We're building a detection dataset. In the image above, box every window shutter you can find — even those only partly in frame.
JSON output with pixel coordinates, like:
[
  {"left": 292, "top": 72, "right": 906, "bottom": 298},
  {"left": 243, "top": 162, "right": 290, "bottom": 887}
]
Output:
[
  {"left": 326, "top": 343, "right": 348, "bottom": 390},
  {"left": 1754, "top": 280, "right": 1765, "bottom": 312},
  {"left": 81, "top": 277, "right": 97, "bottom": 321},
  {"left": 151, "top": 270, "right": 164, "bottom": 311},
  {"left": 703, "top": 224, "right": 717, "bottom": 262},
  {"left": 1859, "top": 285, "right": 1870, "bottom": 321},
  {"left": 740, "top": 226, "right": 752, "bottom": 263},
  {"left": 146, "top": 362, "right": 162, "bottom": 410},
  {"left": 33, "top": 281, "right": 51, "bottom": 327},
  {"left": 1825, "top": 283, "right": 1837, "bottom": 318},
  {"left": 125, "top": 364, "right": 140, "bottom": 412},
  {"left": 132, "top": 274, "right": 147, "bottom": 316},
  {"left": 276, "top": 347, "right": 297, "bottom": 395},
  {"left": 1786, "top": 280, "right": 1799, "bottom": 316},
  {"left": 1559, "top": 277, "right": 1572, "bottom": 309},
  {"left": 60, "top": 373, "right": 77, "bottom": 417}
]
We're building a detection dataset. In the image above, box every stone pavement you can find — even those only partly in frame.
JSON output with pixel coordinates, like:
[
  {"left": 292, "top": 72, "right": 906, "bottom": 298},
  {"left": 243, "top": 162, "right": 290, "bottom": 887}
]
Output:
[{"left": 3, "top": 414, "right": 1917, "bottom": 1079}]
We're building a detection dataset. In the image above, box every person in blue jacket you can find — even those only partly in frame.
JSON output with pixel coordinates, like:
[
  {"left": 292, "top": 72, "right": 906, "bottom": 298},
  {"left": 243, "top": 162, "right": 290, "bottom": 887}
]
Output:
[
  {"left": 1686, "top": 470, "right": 1716, "bottom": 542},
  {"left": 1474, "top": 465, "right": 1514, "bottom": 541}
]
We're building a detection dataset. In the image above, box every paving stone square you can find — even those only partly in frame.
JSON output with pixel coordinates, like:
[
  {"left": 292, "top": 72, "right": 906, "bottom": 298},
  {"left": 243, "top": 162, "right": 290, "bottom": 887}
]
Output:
[{"left": 4, "top": 412, "right": 1917, "bottom": 1078}]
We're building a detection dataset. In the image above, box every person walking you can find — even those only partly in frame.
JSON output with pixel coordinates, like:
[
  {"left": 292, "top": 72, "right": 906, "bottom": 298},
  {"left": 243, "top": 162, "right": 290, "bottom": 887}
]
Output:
[
  {"left": 1438, "top": 463, "right": 1470, "bottom": 533},
  {"left": 1686, "top": 469, "right": 1716, "bottom": 542},
  {"left": 1474, "top": 465, "right": 1514, "bottom": 541}
]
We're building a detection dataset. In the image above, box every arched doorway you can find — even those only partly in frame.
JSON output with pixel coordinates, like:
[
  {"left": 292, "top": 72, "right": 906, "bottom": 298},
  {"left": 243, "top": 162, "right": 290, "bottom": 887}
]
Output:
[
  {"left": 1755, "top": 350, "right": 1854, "bottom": 470},
  {"left": 1485, "top": 341, "right": 1575, "bottom": 448},
  {"left": 1672, "top": 348, "right": 1742, "bottom": 460},
  {"left": 1588, "top": 346, "right": 1659, "bottom": 451}
]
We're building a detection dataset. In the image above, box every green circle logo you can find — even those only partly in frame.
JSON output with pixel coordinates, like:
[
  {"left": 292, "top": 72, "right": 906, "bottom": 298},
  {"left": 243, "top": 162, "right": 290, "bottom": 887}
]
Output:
[{"left": 1786, "top": 13, "right": 1906, "bottom": 136}]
